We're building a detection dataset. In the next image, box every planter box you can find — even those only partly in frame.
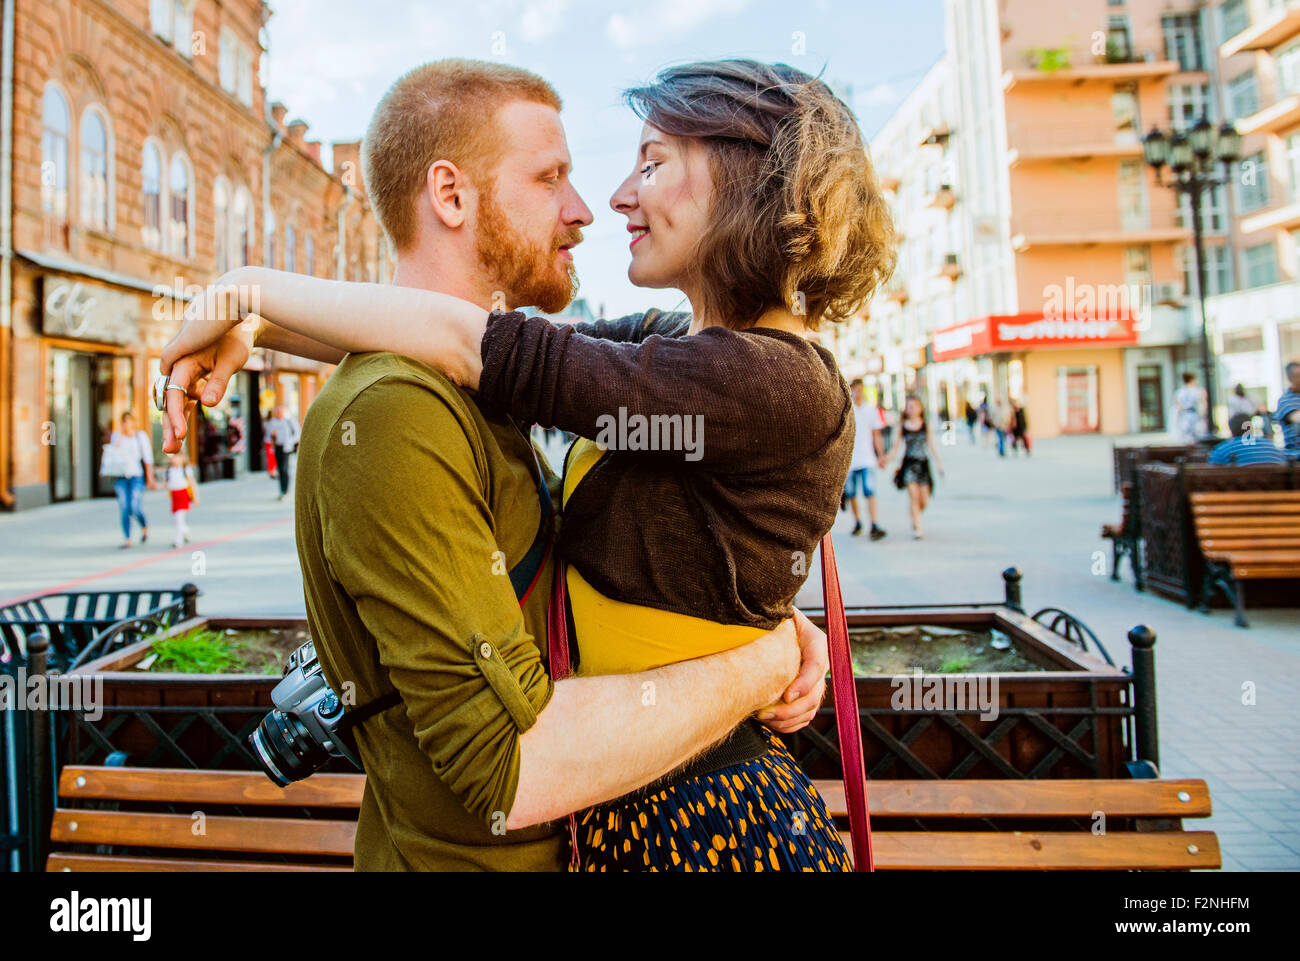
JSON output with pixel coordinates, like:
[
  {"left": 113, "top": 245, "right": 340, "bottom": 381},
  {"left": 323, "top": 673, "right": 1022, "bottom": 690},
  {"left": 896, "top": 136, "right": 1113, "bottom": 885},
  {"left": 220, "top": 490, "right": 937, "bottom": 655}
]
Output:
[
  {"left": 66, "top": 616, "right": 305, "bottom": 771},
  {"left": 64, "top": 605, "right": 1145, "bottom": 782},
  {"left": 794, "top": 605, "right": 1137, "bottom": 781}
]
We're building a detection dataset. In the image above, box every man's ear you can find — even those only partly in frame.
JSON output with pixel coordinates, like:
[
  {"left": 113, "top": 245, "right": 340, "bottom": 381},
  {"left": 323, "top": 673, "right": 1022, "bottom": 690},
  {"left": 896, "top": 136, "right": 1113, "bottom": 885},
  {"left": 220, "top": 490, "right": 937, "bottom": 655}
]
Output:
[{"left": 425, "top": 160, "right": 472, "bottom": 229}]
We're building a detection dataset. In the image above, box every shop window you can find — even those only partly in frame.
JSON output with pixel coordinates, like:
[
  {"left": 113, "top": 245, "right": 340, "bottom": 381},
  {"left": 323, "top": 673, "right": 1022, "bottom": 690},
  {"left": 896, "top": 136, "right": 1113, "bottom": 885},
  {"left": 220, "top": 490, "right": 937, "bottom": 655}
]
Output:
[{"left": 1057, "top": 366, "right": 1100, "bottom": 433}]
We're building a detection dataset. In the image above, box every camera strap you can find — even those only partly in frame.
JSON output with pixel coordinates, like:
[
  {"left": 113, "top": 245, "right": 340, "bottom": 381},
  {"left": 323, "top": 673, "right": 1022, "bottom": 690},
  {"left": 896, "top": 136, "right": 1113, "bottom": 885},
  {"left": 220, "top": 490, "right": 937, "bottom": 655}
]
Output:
[{"left": 340, "top": 421, "right": 555, "bottom": 736}]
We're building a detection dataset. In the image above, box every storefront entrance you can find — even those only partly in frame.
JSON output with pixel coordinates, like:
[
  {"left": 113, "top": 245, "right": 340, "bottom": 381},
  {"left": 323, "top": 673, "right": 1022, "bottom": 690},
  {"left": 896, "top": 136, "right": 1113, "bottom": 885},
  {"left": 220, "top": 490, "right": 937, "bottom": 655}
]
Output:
[
  {"left": 46, "top": 348, "right": 134, "bottom": 502},
  {"left": 1136, "top": 363, "right": 1166, "bottom": 432}
]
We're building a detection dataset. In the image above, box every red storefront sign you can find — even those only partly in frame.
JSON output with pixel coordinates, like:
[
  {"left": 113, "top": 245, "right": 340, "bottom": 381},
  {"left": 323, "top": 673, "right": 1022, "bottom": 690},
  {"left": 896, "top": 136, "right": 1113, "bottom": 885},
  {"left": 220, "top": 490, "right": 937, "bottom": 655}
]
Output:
[{"left": 930, "top": 312, "right": 1137, "bottom": 362}]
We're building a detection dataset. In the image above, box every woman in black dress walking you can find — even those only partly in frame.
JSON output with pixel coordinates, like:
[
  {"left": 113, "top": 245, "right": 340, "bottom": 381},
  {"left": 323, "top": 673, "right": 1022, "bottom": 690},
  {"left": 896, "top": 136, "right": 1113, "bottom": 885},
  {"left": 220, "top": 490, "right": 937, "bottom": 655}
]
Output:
[{"left": 886, "top": 395, "right": 945, "bottom": 539}]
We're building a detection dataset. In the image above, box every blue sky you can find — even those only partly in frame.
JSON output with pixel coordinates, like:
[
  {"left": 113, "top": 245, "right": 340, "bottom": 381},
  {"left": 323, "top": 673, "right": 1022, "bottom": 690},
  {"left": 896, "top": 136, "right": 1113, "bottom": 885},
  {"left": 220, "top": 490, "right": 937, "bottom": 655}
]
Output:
[{"left": 265, "top": 0, "right": 945, "bottom": 318}]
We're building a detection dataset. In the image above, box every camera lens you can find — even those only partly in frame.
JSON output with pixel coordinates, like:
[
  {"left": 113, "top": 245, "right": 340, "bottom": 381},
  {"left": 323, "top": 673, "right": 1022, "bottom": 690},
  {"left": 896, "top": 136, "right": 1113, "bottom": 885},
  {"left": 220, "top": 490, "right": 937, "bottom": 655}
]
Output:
[{"left": 249, "top": 708, "right": 333, "bottom": 786}]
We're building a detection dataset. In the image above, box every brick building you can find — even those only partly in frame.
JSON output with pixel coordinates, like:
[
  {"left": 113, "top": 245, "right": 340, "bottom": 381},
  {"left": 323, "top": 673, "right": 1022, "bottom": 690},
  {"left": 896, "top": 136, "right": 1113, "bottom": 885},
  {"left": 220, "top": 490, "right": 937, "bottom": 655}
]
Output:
[{"left": 0, "top": 0, "right": 384, "bottom": 510}]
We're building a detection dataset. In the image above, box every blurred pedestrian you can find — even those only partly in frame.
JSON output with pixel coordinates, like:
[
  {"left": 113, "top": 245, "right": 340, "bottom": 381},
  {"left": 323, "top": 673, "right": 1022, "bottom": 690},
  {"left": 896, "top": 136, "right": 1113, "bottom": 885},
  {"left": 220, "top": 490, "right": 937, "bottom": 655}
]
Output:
[
  {"left": 989, "top": 394, "right": 1009, "bottom": 457},
  {"left": 165, "top": 452, "right": 199, "bottom": 547},
  {"left": 885, "top": 395, "right": 945, "bottom": 539},
  {"left": 963, "top": 400, "right": 977, "bottom": 443},
  {"left": 1174, "top": 371, "right": 1205, "bottom": 442},
  {"left": 1274, "top": 361, "right": 1300, "bottom": 452},
  {"left": 1009, "top": 398, "right": 1031, "bottom": 455},
  {"left": 1228, "top": 384, "right": 1258, "bottom": 419},
  {"left": 102, "top": 412, "right": 155, "bottom": 548},
  {"left": 844, "top": 378, "right": 886, "bottom": 539},
  {"left": 265, "top": 405, "right": 301, "bottom": 501},
  {"left": 1209, "top": 413, "right": 1292, "bottom": 465}
]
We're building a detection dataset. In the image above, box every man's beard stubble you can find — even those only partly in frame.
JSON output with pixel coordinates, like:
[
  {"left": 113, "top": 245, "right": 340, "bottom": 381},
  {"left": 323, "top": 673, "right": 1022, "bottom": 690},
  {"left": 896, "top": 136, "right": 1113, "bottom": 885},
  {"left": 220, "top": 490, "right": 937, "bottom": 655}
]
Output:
[{"left": 475, "top": 188, "right": 581, "bottom": 315}]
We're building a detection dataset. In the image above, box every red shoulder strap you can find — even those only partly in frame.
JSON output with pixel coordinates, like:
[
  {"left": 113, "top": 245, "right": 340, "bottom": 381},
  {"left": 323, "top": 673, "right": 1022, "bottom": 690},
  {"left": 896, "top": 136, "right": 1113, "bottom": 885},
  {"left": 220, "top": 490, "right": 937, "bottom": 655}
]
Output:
[
  {"left": 820, "top": 533, "right": 874, "bottom": 871},
  {"left": 546, "top": 561, "right": 581, "bottom": 869}
]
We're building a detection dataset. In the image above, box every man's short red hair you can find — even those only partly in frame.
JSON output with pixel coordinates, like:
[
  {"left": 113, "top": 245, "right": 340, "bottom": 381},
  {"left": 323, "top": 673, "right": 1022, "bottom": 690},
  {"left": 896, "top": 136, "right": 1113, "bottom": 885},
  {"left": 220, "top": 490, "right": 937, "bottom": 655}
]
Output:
[{"left": 362, "top": 59, "right": 562, "bottom": 251}]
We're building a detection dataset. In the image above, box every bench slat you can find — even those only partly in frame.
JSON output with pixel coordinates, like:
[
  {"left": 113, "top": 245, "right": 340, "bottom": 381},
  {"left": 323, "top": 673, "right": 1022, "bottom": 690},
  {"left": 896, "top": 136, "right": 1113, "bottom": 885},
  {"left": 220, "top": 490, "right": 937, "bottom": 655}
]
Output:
[
  {"left": 812, "top": 778, "right": 1212, "bottom": 819},
  {"left": 1191, "top": 491, "right": 1300, "bottom": 504},
  {"left": 50, "top": 809, "right": 356, "bottom": 857},
  {"left": 1202, "top": 538, "right": 1300, "bottom": 551},
  {"left": 847, "top": 831, "right": 1221, "bottom": 870},
  {"left": 58, "top": 766, "right": 365, "bottom": 808},
  {"left": 47, "top": 853, "right": 351, "bottom": 872},
  {"left": 1202, "top": 550, "right": 1300, "bottom": 565},
  {"left": 1192, "top": 504, "right": 1300, "bottom": 516}
]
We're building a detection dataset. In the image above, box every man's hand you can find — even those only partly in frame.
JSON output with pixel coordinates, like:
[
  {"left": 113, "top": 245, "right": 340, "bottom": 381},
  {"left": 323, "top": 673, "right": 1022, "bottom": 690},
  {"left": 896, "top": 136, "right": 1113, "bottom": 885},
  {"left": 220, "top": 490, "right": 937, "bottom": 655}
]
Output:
[
  {"left": 758, "top": 609, "right": 827, "bottom": 734},
  {"left": 159, "top": 328, "right": 254, "bottom": 453}
]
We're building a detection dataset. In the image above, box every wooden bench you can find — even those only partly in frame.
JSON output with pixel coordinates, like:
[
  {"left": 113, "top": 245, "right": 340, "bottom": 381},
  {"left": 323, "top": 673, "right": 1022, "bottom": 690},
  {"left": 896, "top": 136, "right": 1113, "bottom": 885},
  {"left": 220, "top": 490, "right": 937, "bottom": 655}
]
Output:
[
  {"left": 1101, "top": 481, "right": 1143, "bottom": 590},
  {"left": 46, "top": 766, "right": 1220, "bottom": 872},
  {"left": 1189, "top": 490, "right": 1300, "bottom": 627}
]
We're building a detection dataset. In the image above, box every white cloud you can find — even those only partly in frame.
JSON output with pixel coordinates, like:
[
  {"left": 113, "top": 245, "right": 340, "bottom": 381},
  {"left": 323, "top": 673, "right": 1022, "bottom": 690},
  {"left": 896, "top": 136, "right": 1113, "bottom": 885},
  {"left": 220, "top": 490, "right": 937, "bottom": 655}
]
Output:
[
  {"left": 519, "top": 0, "right": 572, "bottom": 42},
  {"left": 856, "top": 82, "right": 899, "bottom": 107},
  {"left": 605, "top": 0, "right": 753, "bottom": 49}
]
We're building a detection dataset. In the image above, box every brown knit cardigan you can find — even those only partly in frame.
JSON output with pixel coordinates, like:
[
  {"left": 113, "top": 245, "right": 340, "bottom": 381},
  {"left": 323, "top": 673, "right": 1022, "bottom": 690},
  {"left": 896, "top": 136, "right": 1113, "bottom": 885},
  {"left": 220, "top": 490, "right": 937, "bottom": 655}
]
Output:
[{"left": 477, "top": 309, "right": 854, "bottom": 630}]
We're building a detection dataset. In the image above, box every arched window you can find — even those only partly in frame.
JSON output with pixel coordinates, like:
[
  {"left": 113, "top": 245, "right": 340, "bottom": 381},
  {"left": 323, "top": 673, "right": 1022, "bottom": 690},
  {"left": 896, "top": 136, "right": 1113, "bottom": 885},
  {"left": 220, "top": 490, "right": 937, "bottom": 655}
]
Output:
[
  {"left": 79, "top": 108, "right": 111, "bottom": 230},
  {"left": 168, "top": 152, "right": 191, "bottom": 258},
  {"left": 41, "top": 86, "right": 70, "bottom": 224},
  {"left": 172, "top": 1, "right": 194, "bottom": 56},
  {"left": 304, "top": 234, "right": 314, "bottom": 276},
  {"left": 233, "top": 187, "right": 253, "bottom": 267},
  {"left": 142, "top": 140, "right": 163, "bottom": 250},
  {"left": 285, "top": 223, "right": 296, "bottom": 273},
  {"left": 214, "top": 177, "right": 230, "bottom": 272}
]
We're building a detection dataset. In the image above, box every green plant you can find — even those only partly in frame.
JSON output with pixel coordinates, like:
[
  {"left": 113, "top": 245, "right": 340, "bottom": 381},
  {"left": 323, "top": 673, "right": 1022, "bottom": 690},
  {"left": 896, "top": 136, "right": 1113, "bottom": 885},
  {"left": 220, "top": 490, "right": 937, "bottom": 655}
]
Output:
[
  {"left": 938, "top": 654, "right": 976, "bottom": 673},
  {"left": 150, "top": 628, "right": 237, "bottom": 674},
  {"left": 1029, "top": 46, "right": 1071, "bottom": 72}
]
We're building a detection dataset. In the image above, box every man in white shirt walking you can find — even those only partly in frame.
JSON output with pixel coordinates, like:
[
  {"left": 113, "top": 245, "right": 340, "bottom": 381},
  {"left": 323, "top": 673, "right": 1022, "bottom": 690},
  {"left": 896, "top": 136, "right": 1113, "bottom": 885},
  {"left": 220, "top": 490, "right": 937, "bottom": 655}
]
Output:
[
  {"left": 265, "top": 405, "right": 301, "bottom": 501},
  {"left": 844, "top": 378, "right": 886, "bottom": 539}
]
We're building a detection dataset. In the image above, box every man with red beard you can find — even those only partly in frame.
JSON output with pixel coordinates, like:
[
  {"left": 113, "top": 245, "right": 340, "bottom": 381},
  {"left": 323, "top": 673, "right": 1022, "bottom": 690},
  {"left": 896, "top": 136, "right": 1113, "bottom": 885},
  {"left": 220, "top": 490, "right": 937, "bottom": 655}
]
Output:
[{"left": 159, "top": 60, "right": 826, "bottom": 871}]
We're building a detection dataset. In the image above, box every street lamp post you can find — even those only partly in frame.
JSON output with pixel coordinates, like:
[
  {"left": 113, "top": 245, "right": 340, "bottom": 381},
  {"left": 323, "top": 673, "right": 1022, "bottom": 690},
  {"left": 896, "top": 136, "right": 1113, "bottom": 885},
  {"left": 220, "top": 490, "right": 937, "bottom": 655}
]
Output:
[{"left": 1142, "top": 117, "right": 1242, "bottom": 439}]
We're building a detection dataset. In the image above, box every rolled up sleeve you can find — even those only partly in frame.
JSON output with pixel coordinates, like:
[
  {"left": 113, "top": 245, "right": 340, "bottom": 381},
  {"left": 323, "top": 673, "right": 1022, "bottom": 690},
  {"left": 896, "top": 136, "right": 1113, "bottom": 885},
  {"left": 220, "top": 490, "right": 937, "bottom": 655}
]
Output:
[{"left": 319, "top": 376, "right": 552, "bottom": 825}]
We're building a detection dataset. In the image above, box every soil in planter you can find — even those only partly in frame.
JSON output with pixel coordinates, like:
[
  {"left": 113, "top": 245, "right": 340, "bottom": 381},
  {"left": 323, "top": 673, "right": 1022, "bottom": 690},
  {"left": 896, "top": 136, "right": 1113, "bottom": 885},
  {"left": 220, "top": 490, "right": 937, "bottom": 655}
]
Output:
[
  {"left": 850, "top": 625, "right": 1057, "bottom": 675},
  {"left": 144, "top": 626, "right": 309, "bottom": 675}
]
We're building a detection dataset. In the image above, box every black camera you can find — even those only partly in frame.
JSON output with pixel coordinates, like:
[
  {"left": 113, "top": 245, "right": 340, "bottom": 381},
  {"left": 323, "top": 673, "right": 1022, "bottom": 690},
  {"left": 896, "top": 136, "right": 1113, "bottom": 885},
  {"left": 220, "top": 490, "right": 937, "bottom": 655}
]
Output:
[{"left": 249, "top": 640, "right": 359, "bottom": 786}]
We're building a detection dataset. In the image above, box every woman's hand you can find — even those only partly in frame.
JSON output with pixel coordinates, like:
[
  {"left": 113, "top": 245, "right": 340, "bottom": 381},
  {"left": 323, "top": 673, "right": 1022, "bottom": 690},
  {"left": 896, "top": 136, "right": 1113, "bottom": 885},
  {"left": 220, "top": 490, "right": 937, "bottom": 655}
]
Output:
[
  {"left": 161, "top": 269, "right": 258, "bottom": 374},
  {"left": 160, "top": 326, "right": 256, "bottom": 454},
  {"left": 757, "top": 609, "right": 827, "bottom": 734}
]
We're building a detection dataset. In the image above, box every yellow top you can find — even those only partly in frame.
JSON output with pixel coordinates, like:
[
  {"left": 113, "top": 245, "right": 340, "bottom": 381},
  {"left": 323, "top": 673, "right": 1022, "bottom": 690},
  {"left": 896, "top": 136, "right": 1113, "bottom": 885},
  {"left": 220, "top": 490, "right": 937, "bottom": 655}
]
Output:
[{"left": 563, "top": 438, "right": 765, "bottom": 676}]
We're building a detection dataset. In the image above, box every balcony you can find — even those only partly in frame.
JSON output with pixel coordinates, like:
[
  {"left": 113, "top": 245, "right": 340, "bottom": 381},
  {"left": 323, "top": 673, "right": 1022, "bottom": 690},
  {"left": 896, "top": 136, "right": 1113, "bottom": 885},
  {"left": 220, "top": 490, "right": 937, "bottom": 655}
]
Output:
[
  {"left": 1234, "top": 93, "right": 1300, "bottom": 137},
  {"left": 926, "top": 184, "right": 957, "bottom": 210},
  {"left": 1010, "top": 210, "right": 1189, "bottom": 250},
  {"left": 919, "top": 123, "right": 950, "bottom": 147},
  {"left": 1006, "top": 122, "right": 1145, "bottom": 165},
  {"left": 1240, "top": 197, "right": 1300, "bottom": 234},
  {"left": 936, "top": 253, "right": 962, "bottom": 280},
  {"left": 1002, "top": 60, "right": 1179, "bottom": 91},
  {"left": 1220, "top": 2, "right": 1300, "bottom": 58}
]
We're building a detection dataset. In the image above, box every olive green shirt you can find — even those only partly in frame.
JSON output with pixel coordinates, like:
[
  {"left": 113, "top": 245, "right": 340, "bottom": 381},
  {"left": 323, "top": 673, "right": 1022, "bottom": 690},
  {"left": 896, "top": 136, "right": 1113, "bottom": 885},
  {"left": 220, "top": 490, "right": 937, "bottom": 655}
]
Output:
[{"left": 294, "top": 351, "right": 564, "bottom": 871}]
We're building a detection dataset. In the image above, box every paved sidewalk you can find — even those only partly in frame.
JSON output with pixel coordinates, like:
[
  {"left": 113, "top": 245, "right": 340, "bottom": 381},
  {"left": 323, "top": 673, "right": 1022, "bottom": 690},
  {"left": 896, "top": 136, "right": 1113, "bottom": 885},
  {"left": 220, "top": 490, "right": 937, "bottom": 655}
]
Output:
[{"left": 2, "top": 433, "right": 1297, "bottom": 870}]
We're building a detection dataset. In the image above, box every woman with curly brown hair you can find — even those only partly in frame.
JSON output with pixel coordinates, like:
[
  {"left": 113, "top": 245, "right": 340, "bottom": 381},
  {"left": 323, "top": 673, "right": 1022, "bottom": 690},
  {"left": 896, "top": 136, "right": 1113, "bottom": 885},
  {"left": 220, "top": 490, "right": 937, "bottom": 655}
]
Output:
[{"left": 161, "top": 59, "right": 896, "bottom": 870}]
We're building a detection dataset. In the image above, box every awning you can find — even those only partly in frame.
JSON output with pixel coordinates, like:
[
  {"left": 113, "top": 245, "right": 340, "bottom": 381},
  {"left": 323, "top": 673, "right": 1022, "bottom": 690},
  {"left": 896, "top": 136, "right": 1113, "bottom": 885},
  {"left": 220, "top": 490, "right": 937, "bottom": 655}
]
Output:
[{"left": 932, "top": 312, "right": 1138, "bottom": 362}]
